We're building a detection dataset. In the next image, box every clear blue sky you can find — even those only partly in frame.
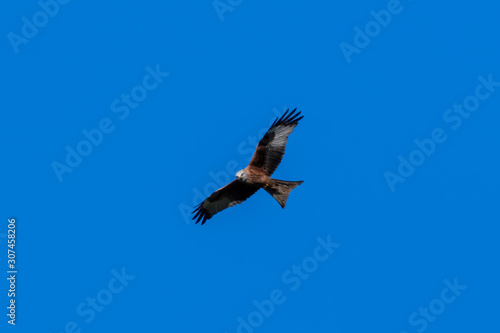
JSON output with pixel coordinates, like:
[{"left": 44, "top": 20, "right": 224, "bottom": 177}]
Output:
[{"left": 1, "top": 1, "right": 500, "bottom": 332}]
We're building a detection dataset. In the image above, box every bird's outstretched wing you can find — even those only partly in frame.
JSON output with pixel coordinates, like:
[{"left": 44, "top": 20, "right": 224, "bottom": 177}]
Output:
[
  {"left": 192, "top": 180, "right": 260, "bottom": 224},
  {"left": 248, "top": 108, "right": 303, "bottom": 176}
]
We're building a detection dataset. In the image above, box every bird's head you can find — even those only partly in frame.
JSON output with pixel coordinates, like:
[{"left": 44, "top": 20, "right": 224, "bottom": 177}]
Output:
[{"left": 236, "top": 170, "right": 247, "bottom": 182}]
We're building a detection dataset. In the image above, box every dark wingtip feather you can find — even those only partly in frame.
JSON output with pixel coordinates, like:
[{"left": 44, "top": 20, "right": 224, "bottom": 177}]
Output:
[
  {"left": 191, "top": 203, "right": 202, "bottom": 214},
  {"left": 192, "top": 203, "right": 211, "bottom": 225},
  {"left": 193, "top": 210, "right": 202, "bottom": 220},
  {"left": 195, "top": 210, "right": 204, "bottom": 224},
  {"left": 272, "top": 109, "right": 289, "bottom": 127},
  {"left": 271, "top": 108, "right": 303, "bottom": 129},
  {"left": 192, "top": 204, "right": 204, "bottom": 223}
]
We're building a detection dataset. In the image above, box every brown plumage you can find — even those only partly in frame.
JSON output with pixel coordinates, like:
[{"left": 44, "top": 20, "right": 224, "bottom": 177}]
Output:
[{"left": 192, "top": 109, "right": 304, "bottom": 224}]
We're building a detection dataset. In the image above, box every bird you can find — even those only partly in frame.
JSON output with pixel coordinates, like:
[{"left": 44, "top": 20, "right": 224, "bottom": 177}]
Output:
[{"left": 192, "top": 108, "right": 304, "bottom": 224}]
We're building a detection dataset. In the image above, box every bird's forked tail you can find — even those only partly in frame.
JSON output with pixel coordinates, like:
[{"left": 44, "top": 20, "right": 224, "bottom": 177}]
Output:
[{"left": 264, "top": 179, "right": 304, "bottom": 208}]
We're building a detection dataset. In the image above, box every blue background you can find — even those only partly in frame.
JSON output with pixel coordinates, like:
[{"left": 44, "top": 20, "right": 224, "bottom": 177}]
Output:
[{"left": 1, "top": 0, "right": 499, "bottom": 332}]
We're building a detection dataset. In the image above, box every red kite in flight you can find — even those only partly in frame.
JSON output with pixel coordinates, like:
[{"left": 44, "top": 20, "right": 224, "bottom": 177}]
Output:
[{"left": 192, "top": 109, "right": 304, "bottom": 224}]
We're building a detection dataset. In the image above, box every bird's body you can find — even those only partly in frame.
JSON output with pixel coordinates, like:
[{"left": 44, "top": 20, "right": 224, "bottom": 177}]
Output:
[
  {"left": 192, "top": 109, "right": 304, "bottom": 224},
  {"left": 238, "top": 166, "right": 268, "bottom": 185}
]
